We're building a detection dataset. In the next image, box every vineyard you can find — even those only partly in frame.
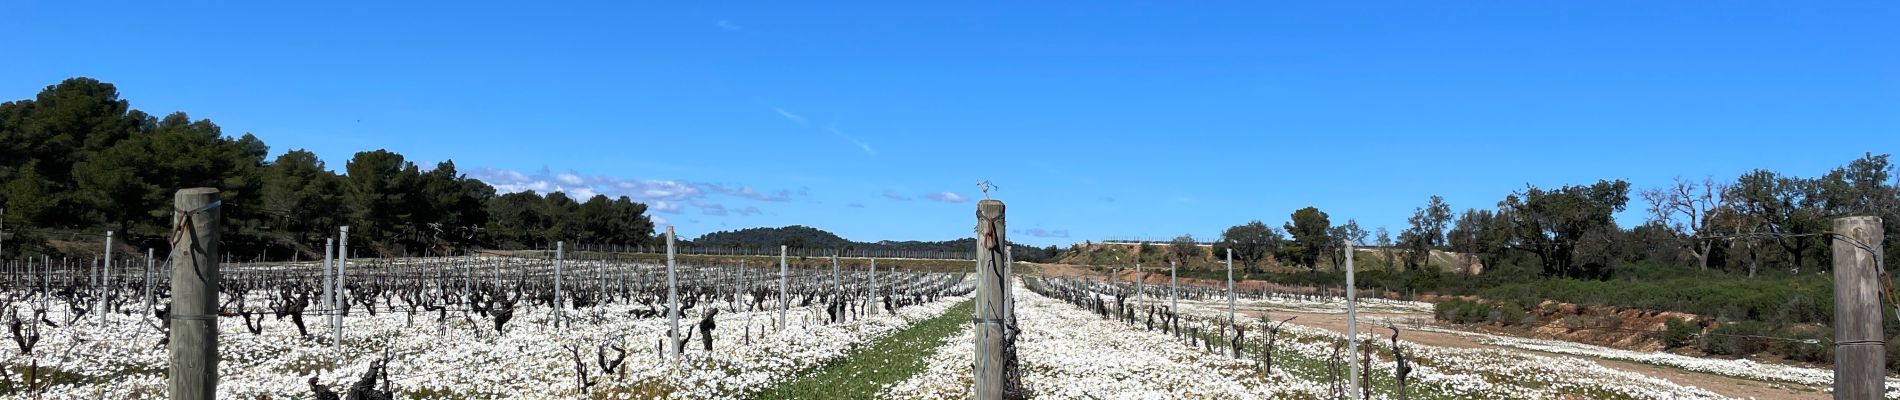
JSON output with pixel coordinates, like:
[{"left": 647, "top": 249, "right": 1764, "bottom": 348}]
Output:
[
  {"left": 0, "top": 190, "right": 1893, "bottom": 400},
  {"left": 7, "top": 238, "right": 1899, "bottom": 399},
  {"left": 0, "top": 242, "right": 974, "bottom": 399}
]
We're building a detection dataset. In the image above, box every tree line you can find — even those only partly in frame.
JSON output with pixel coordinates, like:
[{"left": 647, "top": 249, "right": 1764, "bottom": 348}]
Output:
[
  {"left": 1193, "top": 154, "right": 1897, "bottom": 280},
  {"left": 0, "top": 77, "right": 656, "bottom": 259},
  {"left": 689, "top": 225, "right": 1062, "bottom": 262}
]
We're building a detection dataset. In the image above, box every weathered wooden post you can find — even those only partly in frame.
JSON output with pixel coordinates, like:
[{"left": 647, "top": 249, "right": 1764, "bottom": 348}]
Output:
[
  {"left": 831, "top": 252, "right": 842, "bottom": 322},
  {"left": 666, "top": 226, "right": 681, "bottom": 363},
  {"left": 1135, "top": 262, "right": 1143, "bottom": 311},
  {"left": 142, "top": 248, "right": 154, "bottom": 317},
  {"left": 1833, "top": 216, "right": 1884, "bottom": 400},
  {"left": 870, "top": 258, "right": 879, "bottom": 316},
  {"left": 555, "top": 241, "right": 565, "bottom": 328},
  {"left": 335, "top": 226, "right": 349, "bottom": 347},
  {"left": 1346, "top": 240, "right": 1360, "bottom": 400},
  {"left": 1170, "top": 261, "right": 1178, "bottom": 312},
  {"left": 974, "top": 199, "right": 1010, "bottom": 399},
  {"left": 101, "top": 230, "right": 113, "bottom": 326},
  {"left": 168, "top": 188, "right": 220, "bottom": 400},
  {"left": 321, "top": 238, "right": 333, "bottom": 338},
  {"left": 1226, "top": 248, "right": 1235, "bottom": 338},
  {"left": 778, "top": 245, "right": 788, "bottom": 331}
]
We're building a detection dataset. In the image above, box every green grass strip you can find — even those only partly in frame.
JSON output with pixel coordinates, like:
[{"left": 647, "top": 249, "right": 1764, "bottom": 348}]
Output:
[{"left": 750, "top": 299, "right": 976, "bottom": 400}]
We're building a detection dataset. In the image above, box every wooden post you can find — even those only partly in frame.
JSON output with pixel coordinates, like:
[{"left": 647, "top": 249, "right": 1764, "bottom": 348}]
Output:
[
  {"left": 1346, "top": 240, "right": 1359, "bottom": 400},
  {"left": 321, "top": 238, "right": 333, "bottom": 338},
  {"left": 870, "top": 258, "right": 879, "bottom": 316},
  {"left": 101, "top": 230, "right": 113, "bottom": 326},
  {"left": 1135, "top": 262, "right": 1143, "bottom": 311},
  {"left": 778, "top": 245, "right": 788, "bottom": 331},
  {"left": 335, "top": 226, "right": 349, "bottom": 348},
  {"left": 1170, "top": 261, "right": 1177, "bottom": 312},
  {"left": 1833, "top": 216, "right": 1884, "bottom": 400},
  {"left": 666, "top": 226, "right": 680, "bottom": 363},
  {"left": 831, "top": 252, "right": 842, "bottom": 320},
  {"left": 1226, "top": 248, "right": 1235, "bottom": 337},
  {"left": 142, "top": 248, "right": 154, "bottom": 318},
  {"left": 168, "top": 188, "right": 220, "bottom": 400},
  {"left": 555, "top": 241, "right": 565, "bottom": 329},
  {"left": 974, "top": 199, "right": 1009, "bottom": 399}
]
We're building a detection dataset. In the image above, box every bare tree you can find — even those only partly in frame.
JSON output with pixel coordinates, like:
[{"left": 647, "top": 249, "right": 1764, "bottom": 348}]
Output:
[
  {"left": 1374, "top": 227, "right": 1394, "bottom": 272},
  {"left": 1640, "top": 176, "right": 1725, "bottom": 270}
]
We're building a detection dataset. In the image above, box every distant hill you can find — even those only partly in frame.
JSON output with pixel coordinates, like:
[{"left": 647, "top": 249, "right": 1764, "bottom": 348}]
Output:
[
  {"left": 691, "top": 225, "right": 1059, "bottom": 262},
  {"left": 691, "top": 225, "right": 853, "bottom": 249}
]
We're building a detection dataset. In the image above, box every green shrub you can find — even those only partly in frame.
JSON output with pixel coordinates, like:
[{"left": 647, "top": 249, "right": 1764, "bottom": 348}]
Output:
[
  {"left": 1772, "top": 327, "right": 1830, "bottom": 363},
  {"left": 1662, "top": 318, "right": 1697, "bottom": 349},
  {"left": 1700, "top": 321, "right": 1771, "bottom": 356},
  {"left": 1490, "top": 302, "right": 1530, "bottom": 327},
  {"left": 1434, "top": 298, "right": 1497, "bottom": 325},
  {"left": 1434, "top": 299, "right": 1461, "bottom": 322},
  {"left": 1775, "top": 295, "right": 1826, "bottom": 325},
  {"left": 1887, "top": 339, "right": 1900, "bottom": 373}
]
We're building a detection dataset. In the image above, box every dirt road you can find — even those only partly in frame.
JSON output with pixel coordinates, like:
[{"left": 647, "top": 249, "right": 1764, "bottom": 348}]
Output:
[
  {"left": 1032, "top": 263, "right": 1829, "bottom": 399},
  {"left": 1246, "top": 307, "right": 1826, "bottom": 400}
]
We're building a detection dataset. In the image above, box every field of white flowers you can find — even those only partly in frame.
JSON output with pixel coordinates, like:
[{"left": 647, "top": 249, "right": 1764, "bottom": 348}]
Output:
[
  {"left": 5, "top": 290, "right": 972, "bottom": 400},
  {"left": 11, "top": 264, "right": 1899, "bottom": 399},
  {"left": 881, "top": 277, "right": 1857, "bottom": 400}
]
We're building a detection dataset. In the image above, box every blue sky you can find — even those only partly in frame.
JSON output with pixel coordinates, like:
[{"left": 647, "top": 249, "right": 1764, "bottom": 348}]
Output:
[{"left": 4, "top": 1, "right": 1897, "bottom": 246}]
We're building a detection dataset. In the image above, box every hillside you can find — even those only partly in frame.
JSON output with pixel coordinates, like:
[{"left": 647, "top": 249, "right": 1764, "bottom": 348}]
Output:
[
  {"left": 1055, "top": 241, "right": 1480, "bottom": 273},
  {"left": 690, "top": 225, "right": 1061, "bottom": 262}
]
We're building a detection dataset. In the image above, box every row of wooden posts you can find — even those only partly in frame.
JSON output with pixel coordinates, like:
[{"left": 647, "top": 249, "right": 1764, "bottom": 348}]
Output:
[
  {"left": 145, "top": 189, "right": 1890, "bottom": 400},
  {"left": 159, "top": 187, "right": 922, "bottom": 399}
]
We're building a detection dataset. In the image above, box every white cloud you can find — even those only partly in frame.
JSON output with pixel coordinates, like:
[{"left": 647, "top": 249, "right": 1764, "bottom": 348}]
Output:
[
  {"left": 883, "top": 191, "right": 913, "bottom": 201},
  {"left": 773, "top": 107, "right": 806, "bottom": 125},
  {"left": 825, "top": 123, "right": 876, "bottom": 156},
  {"left": 648, "top": 201, "right": 684, "bottom": 214},
  {"left": 717, "top": 19, "right": 743, "bottom": 31},
  {"left": 924, "top": 192, "right": 969, "bottom": 203},
  {"left": 704, "top": 184, "right": 792, "bottom": 202},
  {"left": 771, "top": 107, "right": 875, "bottom": 156},
  {"left": 468, "top": 167, "right": 796, "bottom": 218},
  {"left": 1015, "top": 228, "right": 1070, "bottom": 238}
]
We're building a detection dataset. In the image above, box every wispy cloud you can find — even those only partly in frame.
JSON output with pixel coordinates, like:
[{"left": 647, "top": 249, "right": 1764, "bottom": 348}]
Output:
[
  {"left": 924, "top": 192, "right": 970, "bottom": 203},
  {"left": 847, "top": 203, "right": 866, "bottom": 208},
  {"left": 773, "top": 107, "right": 806, "bottom": 125},
  {"left": 1098, "top": 196, "right": 1116, "bottom": 203},
  {"left": 769, "top": 106, "right": 875, "bottom": 156},
  {"left": 716, "top": 19, "right": 743, "bottom": 31},
  {"left": 1014, "top": 228, "right": 1071, "bottom": 239},
  {"left": 825, "top": 123, "right": 876, "bottom": 156},
  {"left": 470, "top": 167, "right": 795, "bottom": 218},
  {"left": 703, "top": 184, "right": 793, "bottom": 202},
  {"left": 883, "top": 191, "right": 913, "bottom": 201},
  {"left": 648, "top": 201, "right": 685, "bottom": 214},
  {"left": 698, "top": 203, "right": 762, "bottom": 216}
]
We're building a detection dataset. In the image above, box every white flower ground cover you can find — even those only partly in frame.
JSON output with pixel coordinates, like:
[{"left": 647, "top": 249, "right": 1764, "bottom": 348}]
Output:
[
  {"left": 3, "top": 282, "right": 970, "bottom": 399},
  {"left": 1166, "top": 292, "right": 1731, "bottom": 400},
  {"left": 885, "top": 280, "right": 1331, "bottom": 399},
  {"left": 1407, "top": 324, "right": 1900, "bottom": 398},
  {"left": 925, "top": 278, "right": 1729, "bottom": 399}
]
